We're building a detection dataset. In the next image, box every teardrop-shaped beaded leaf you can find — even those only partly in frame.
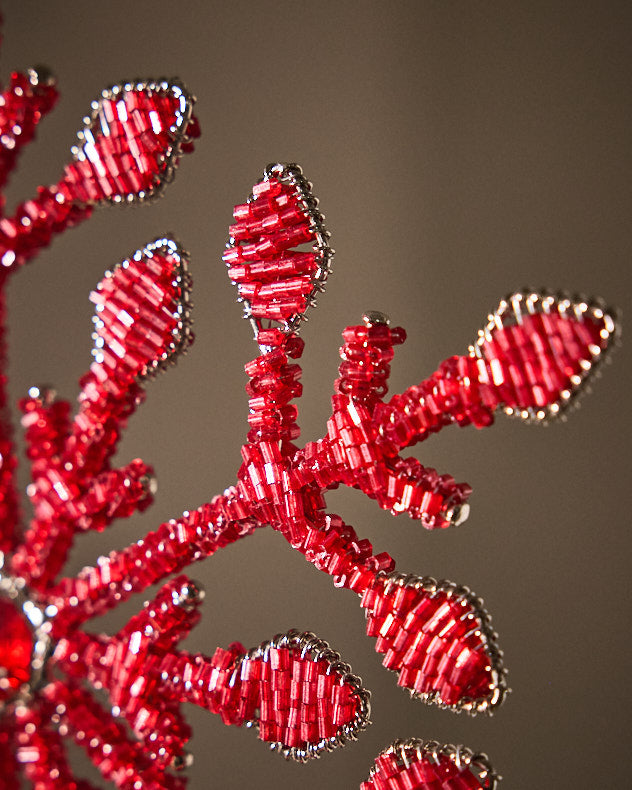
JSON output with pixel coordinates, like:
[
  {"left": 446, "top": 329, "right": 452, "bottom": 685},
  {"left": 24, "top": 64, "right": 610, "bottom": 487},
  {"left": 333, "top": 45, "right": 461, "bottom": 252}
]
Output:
[
  {"left": 184, "top": 630, "right": 371, "bottom": 761},
  {"left": 361, "top": 573, "right": 506, "bottom": 714},
  {"left": 61, "top": 79, "right": 197, "bottom": 205},
  {"left": 469, "top": 290, "right": 618, "bottom": 422},
  {"left": 87, "top": 236, "right": 192, "bottom": 392}
]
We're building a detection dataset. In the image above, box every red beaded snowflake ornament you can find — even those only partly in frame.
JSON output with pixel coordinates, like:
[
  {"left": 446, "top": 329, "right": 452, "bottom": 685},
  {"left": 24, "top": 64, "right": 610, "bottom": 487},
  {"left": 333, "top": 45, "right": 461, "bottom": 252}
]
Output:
[{"left": 0, "top": 28, "right": 620, "bottom": 787}]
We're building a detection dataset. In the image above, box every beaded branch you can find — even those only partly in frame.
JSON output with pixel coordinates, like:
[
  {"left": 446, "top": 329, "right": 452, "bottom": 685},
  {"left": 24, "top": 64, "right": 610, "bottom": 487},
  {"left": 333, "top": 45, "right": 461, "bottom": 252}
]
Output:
[{"left": 0, "top": 31, "right": 620, "bottom": 790}]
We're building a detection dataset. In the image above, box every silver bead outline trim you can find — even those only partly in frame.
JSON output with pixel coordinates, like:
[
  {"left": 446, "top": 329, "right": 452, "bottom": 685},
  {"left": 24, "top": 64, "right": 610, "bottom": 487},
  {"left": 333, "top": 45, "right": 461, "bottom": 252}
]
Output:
[
  {"left": 71, "top": 78, "right": 195, "bottom": 206},
  {"left": 234, "top": 628, "right": 371, "bottom": 763},
  {"left": 366, "top": 571, "right": 508, "bottom": 715},
  {"left": 227, "top": 162, "right": 334, "bottom": 344},
  {"left": 90, "top": 235, "right": 193, "bottom": 383},
  {"left": 367, "top": 737, "right": 500, "bottom": 789},
  {"left": 468, "top": 289, "right": 620, "bottom": 424}
]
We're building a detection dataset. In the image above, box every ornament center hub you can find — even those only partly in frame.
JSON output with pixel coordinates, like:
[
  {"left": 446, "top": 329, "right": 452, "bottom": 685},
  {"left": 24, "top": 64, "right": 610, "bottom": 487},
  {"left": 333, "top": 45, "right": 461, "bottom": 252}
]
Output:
[
  {"left": 0, "top": 568, "right": 52, "bottom": 714},
  {"left": 0, "top": 595, "right": 33, "bottom": 706}
]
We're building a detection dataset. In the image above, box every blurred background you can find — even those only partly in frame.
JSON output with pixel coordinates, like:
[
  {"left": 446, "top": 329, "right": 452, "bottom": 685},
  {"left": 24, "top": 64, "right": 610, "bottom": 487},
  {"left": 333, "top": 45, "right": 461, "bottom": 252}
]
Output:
[{"left": 2, "top": 1, "right": 631, "bottom": 787}]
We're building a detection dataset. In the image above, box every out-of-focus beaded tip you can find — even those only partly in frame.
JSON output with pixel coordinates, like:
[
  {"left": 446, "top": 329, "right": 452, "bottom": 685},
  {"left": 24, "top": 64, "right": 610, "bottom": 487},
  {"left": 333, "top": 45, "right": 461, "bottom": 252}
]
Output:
[
  {"left": 361, "top": 738, "right": 500, "bottom": 790},
  {"left": 139, "top": 474, "right": 158, "bottom": 499},
  {"left": 171, "top": 751, "right": 194, "bottom": 770},
  {"left": 25, "top": 385, "right": 57, "bottom": 406},
  {"left": 174, "top": 579, "right": 204, "bottom": 608},
  {"left": 64, "top": 78, "right": 196, "bottom": 206}
]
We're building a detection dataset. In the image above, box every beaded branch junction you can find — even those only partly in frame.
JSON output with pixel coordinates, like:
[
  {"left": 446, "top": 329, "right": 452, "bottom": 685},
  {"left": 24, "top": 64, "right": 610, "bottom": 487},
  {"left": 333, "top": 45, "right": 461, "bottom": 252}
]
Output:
[{"left": 0, "top": 31, "right": 620, "bottom": 790}]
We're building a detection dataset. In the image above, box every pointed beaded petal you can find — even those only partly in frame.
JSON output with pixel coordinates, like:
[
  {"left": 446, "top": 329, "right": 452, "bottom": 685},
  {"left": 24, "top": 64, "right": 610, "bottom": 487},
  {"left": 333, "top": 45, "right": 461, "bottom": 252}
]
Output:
[
  {"left": 62, "top": 79, "right": 197, "bottom": 206},
  {"left": 361, "top": 573, "right": 506, "bottom": 713},
  {"left": 362, "top": 739, "right": 499, "bottom": 790},
  {"left": 0, "top": 68, "right": 58, "bottom": 194},
  {"left": 87, "top": 236, "right": 192, "bottom": 388},
  {"left": 470, "top": 290, "right": 619, "bottom": 422},
  {"left": 175, "top": 630, "right": 371, "bottom": 762},
  {"left": 224, "top": 163, "right": 333, "bottom": 335}
]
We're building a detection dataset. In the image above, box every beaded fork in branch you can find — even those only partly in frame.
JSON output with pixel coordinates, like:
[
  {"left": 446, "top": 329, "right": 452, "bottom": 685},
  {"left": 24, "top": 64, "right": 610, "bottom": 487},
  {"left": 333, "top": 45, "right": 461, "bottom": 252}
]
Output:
[
  {"left": 47, "top": 164, "right": 617, "bottom": 719},
  {"left": 2, "top": 216, "right": 372, "bottom": 774}
]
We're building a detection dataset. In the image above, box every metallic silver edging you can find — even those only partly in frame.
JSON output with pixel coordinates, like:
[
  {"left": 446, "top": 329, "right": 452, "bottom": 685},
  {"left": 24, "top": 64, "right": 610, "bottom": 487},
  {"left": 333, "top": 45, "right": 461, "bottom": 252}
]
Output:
[
  {"left": 362, "top": 310, "right": 390, "bottom": 327},
  {"left": 71, "top": 78, "right": 195, "bottom": 205},
  {"left": 227, "top": 163, "right": 334, "bottom": 343},
  {"left": 469, "top": 289, "right": 620, "bottom": 424},
  {"left": 27, "top": 65, "right": 56, "bottom": 88},
  {"left": 367, "top": 738, "right": 500, "bottom": 789},
  {"left": 0, "top": 557, "right": 55, "bottom": 715},
  {"left": 91, "top": 236, "right": 193, "bottom": 382},
  {"left": 369, "top": 572, "right": 508, "bottom": 715},
  {"left": 237, "top": 629, "right": 371, "bottom": 762}
]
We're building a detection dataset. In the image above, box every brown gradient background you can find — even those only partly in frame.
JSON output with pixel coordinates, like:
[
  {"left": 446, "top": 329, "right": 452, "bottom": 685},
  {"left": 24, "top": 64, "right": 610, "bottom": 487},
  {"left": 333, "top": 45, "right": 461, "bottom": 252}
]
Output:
[{"left": 2, "top": 2, "right": 631, "bottom": 788}]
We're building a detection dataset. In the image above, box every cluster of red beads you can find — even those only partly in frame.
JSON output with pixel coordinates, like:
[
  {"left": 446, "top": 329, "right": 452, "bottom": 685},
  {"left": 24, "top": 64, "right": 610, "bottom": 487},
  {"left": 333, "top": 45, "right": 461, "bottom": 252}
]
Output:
[
  {"left": 336, "top": 321, "right": 406, "bottom": 408},
  {"left": 361, "top": 576, "right": 497, "bottom": 708},
  {"left": 294, "top": 513, "right": 395, "bottom": 593},
  {"left": 55, "top": 576, "right": 200, "bottom": 771},
  {"left": 0, "top": 71, "right": 58, "bottom": 200},
  {"left": 63, "top": 86, "right": 195, "bottom": 205},
  {"left": 39, "top": 680, "right": 186, "bottom": 790},
  {"left": 0, "top": 183, "right": 91, "bottom": 270},
  {"left": 0, "top": 76, "right": 618, "bottom": 788},
  {"left": 474, "top": 311, "right": 604, "bottom": 411},
  {"left": 11, "top": 240, "right": 190, "bottom": 588},
  {"left": 191, "top": 640, "right": 359, "bottom": 748},
  {"left": 374, "top": 355, "right": 494, "bottom": 456},
  {"left": 224, "top": 175, "right": 322, "bottom": 324},
  {"left": 0, "top": 69, "right": 90, "bottom": 271},
  {"left": 47, "top": 494, "right": 260, "bottom": 631},
  {"left": 362, "top": 741, "right": 494, "bottom": 790},
  {"left": 283, "top": 321, "right": 472, "bottom": 528}
]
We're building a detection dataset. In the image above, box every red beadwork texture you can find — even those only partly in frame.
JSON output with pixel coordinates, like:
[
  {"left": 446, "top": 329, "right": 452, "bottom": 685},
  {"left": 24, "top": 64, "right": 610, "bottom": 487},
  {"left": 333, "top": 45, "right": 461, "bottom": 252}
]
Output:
[
  {"left": 0, "top": 598, "right": 32, "bottom": 704},
  {"left": 362, "top": 739, "right": 498, "bottom": 790},
  {"left": 0, "top": 27, "right": 620, "bottom": 790}
]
